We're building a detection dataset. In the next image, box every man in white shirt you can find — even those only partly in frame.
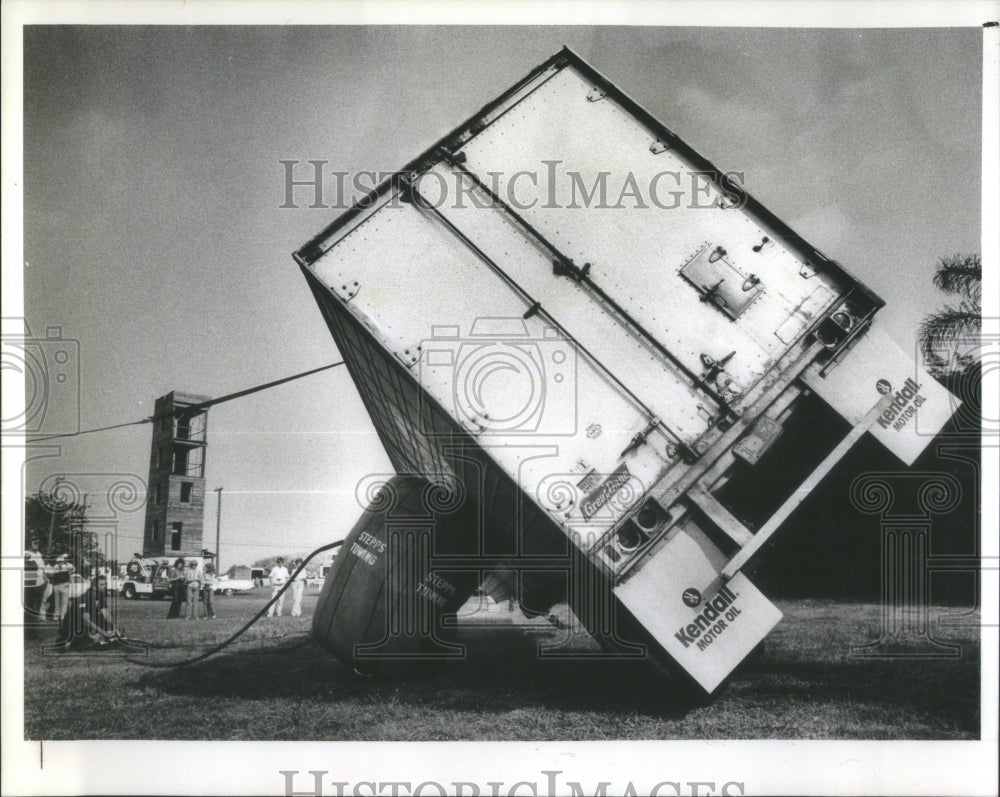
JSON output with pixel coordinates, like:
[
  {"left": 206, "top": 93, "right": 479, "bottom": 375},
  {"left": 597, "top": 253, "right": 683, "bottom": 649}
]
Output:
[
  {"left": 289, "top": 558, "right": 307, "bottom": 617},
  {"left": 24, "top": 537, "right": 47, "bottom": 620},
  {"left": 49, "top": 553, "right": 75, "bottom": 623},
  {"left": 267, "top": 557, "right": 290, "bottom": 617}
]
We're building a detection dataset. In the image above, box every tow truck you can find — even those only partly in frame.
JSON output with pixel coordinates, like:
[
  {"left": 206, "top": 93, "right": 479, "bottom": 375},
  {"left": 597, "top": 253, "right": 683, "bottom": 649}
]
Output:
[{"left": 119, "top": 554, "right": 215, "bottom": 599}]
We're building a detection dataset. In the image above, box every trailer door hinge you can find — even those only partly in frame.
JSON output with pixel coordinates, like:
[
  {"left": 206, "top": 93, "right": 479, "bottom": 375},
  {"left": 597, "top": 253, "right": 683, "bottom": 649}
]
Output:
[
  {"left": 586, "top": 86, "right": 607, "bottom": 102},
  {"left": 650, "top": 139, "right": 671, "bottom": 154}
]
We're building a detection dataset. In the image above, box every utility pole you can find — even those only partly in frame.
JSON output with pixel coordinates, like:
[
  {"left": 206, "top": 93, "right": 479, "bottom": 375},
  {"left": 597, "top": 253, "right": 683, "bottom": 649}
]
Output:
[
  {"left": 46, "top": 476, "right": 65, "bottom": 552},
  {"left": 214, "top": 487, "right": 223, "bottom": 574},
  {"left": 75, "top": 493, "right": 88, "bottom": 561}
]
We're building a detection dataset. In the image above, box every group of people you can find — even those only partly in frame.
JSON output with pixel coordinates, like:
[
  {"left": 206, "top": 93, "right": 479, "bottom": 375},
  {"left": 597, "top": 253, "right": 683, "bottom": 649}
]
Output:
[
  {"left": 266, "top": 557, "right": 308, "bottom": 617},
  {"left": 24, "top": 536, "right": 125, "bottom": 652},
  {"left": 23, "top": 537, "right": 81, "bottom": 625},
  {"left": 166, "top": 558, "right": 217, "bottom": 620},
  {"left": 25, "top": 538, "right": 313, "bottom": 650},
  {"left": 165, "top": 556, "right": 310, "bottom": 619}
]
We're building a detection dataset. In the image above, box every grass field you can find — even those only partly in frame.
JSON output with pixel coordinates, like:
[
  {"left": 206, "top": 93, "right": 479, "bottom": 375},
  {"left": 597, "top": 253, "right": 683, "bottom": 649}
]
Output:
[{"left": 22, "top": 591, "right": 980, "bottom": 740}]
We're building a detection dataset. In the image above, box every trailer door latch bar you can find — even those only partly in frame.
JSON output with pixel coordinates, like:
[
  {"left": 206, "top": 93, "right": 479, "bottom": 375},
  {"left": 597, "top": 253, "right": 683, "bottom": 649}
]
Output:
[
  {"left": 522, "top": 301, "right": 542, "bottom": 319},
  {"left": 619, "top": 416, "right": 661, "bottom": 459}
]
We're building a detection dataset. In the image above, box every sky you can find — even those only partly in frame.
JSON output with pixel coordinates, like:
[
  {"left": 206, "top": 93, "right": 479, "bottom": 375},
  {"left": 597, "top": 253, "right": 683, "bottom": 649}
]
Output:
[{"left": 13, "top": 25, "right": 984, "bottom": 568}]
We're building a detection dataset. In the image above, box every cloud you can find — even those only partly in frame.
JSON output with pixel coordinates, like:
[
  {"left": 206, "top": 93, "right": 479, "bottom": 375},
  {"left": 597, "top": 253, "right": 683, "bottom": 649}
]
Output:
[{"left": 787, "top": 204, "right": 854, "bottom": 252}]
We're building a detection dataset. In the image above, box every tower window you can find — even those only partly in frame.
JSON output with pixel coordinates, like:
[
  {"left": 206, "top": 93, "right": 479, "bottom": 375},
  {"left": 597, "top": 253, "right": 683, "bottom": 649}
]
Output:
[
  {"left": 180, "top": 482, "right": 193, "bottom": 503},
  {"left": 170, "top": 522, "right": 182, "bottom": 551},
  {"left": 176, "top": 411, "right": 206, "bottom": 442}
]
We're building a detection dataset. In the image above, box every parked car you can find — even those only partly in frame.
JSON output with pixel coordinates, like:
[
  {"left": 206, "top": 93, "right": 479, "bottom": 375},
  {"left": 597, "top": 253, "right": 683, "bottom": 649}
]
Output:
[
  {"left": 212, "top": 575, "right": 256, "bottom": 596},
  {"left": 67, "top": 573, "right": 89, "bottom": 599},
  {"left": 104, "top": 573, "right": 123, "bottom": 595}
]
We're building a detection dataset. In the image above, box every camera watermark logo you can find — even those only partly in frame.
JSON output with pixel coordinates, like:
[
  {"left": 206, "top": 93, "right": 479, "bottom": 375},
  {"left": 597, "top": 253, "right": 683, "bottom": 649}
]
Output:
[
  {"left": 1, "top": 318, "right": 81, "bottom": 436},
  {"left": 418, "top": 318, "right": 577, "bottom": 437}
]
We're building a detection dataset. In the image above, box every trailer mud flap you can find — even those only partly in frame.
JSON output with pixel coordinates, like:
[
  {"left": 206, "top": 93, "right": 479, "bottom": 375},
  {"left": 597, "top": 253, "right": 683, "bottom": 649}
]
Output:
[
  {"left": 802, "top": 324, "right": 959, "bottom": 465},
  {"left": 614, "top": 520, "right": 781, "bottom": 693}
]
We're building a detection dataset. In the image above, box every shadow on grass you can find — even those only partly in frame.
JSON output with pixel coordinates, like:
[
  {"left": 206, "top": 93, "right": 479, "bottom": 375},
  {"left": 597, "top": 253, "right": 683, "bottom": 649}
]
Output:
[
  {"left": 747, "top": 656, "right": 979, "bottom": 717},
  {"left": 139, "top": 626, "right": 699, "bottom": 717},
  {"left": 137, "top": 623, "right": 980, "bottom": 735}
]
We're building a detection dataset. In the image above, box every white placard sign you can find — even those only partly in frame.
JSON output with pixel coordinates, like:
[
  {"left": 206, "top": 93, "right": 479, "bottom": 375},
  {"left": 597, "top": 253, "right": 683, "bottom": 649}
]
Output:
[
  {"left": 802, "top": 325, "right": 960, "bottom": 466},
  {"left": 615, "top": 525, "right": 783, "bottom": 693}
]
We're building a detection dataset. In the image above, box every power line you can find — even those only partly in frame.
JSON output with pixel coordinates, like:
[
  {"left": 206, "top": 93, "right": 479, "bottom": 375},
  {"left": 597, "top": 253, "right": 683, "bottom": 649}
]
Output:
[{"left": 26, "top": 361, "right": 346, "bottom": 442}]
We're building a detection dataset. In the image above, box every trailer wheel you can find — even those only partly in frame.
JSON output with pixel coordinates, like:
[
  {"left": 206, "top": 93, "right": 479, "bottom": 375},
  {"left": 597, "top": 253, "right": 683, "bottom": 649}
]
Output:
[
  {"left": 121, "top": 584, "right": 136, "bottom": 600},
  {"left": 312, "top": 474, "right": 481, "bottom": 678},
  {"left": 223, "top": 588, "right": 234, "bottom": 596}
]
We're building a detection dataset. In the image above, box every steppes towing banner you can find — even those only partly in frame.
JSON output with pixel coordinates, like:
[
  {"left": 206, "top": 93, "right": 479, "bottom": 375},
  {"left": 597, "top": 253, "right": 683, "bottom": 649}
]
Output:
[{"left": 802, "top": 324, "right": 959, "bottom": 466}]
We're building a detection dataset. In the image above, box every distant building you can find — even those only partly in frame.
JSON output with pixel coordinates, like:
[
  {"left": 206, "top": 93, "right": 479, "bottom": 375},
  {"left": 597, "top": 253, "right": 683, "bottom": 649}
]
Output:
[{"left": 142, "top": 391, "right": 210, "bottom": 557}]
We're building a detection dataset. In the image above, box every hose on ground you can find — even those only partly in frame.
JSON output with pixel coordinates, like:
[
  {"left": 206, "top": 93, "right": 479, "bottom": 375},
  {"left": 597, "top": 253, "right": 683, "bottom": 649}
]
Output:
[{"left": 121, "top": 540, "right": 342, "bottom": 668}]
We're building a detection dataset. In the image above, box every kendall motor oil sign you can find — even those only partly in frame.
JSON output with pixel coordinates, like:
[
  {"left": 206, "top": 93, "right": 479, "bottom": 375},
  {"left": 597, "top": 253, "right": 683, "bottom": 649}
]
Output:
[
  {"left": 614, "top": 522, "right": 783, "bottom": 693},
  {"left": 803, "top": 325, "right": 959, "bottom": 466}
]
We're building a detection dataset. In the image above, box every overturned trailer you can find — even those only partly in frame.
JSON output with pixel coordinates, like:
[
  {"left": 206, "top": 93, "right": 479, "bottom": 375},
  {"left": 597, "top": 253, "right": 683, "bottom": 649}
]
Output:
[{"left": 296, "top": 48, "right": 958, "bottom": 694}]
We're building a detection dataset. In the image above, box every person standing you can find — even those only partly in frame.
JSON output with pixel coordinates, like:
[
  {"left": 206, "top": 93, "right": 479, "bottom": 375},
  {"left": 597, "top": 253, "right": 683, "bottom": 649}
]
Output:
[
  {"left": 49, "top": 553, "right": 75, "bottom": 623},
  {"left": 167, "top": 558, "right": 187, "bottom": 619},
  {"left": 184, "top": 560, "right": 201, "bottom": 620},
  {"left": 201, "top": 563, "right": 217, "bottom": 619},
  {"left": 23, "top": 537, "right": 47, "bottom": 619},
  {"left": 289, "top": 558, "right": 307, "bottom": 617},
  {"left": 267, "top": 557, "right": 290, "bottom": 617},
  {"left": 40, "top": 569, "right": 54, "bottom": 620}
]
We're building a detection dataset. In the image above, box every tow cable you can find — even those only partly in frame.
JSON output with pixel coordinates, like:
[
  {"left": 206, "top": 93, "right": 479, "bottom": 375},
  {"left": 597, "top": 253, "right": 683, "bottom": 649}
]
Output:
[{"left": 122, "top": 540, "right": 343, "bottom": 668}]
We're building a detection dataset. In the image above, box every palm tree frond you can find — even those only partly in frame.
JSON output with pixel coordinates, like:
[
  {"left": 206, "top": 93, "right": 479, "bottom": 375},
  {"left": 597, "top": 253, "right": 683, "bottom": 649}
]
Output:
[
  {"left": 932, "top": 254, "right": 982, "bottom": 300},
  {"left": 918, "top": 308, "right": 981, "bottom": 372}
]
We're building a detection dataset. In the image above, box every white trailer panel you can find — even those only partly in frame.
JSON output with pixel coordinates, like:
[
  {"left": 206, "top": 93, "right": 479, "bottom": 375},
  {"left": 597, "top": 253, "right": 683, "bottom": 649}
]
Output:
[
  {"left": 456, "top": 63, "right": 846, "bottom": 398},
  {"left": 299, "top": 48, "right": 954, "bottom": 694}
]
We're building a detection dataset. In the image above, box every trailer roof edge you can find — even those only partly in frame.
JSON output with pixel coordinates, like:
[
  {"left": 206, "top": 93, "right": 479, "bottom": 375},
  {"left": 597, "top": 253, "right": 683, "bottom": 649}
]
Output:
[{"left": 295, "top": 46, "right": 885, "bottom": 311}]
